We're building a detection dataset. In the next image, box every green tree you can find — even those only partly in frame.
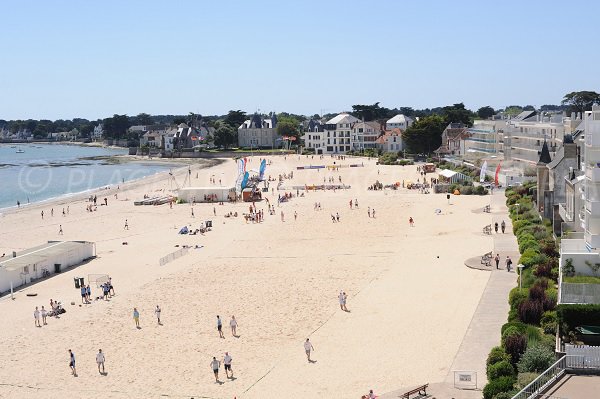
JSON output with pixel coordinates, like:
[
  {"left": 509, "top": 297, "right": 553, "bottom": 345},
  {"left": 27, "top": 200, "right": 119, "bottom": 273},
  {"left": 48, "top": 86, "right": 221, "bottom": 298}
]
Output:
[
  {"left": 214, "top": 123, "right": 237, "bottom": 149},
  {"left": 402, "top": 114, "right": 445, "bottom": 154},
  {"left": 135, "top": 113, "right": 154, "bottom": 126},
  {"left": 223, "top": 110, "right": 246, "bottom": 129},
  {"left": 103, "top": 114, "right": 131, "bottom": 140},
  {"left": 351, "top": 102, "right": 392, "bottom": 121},
  {"left": 276, "top": 117, "right": 300, "bottom": 139},
  {"left": 504, "top": 106, "right": 523, "bottom": 116},
  {"left": 477, "top": 106, "right": 495, "bottom": 119},
  {"left": 442, "top": 103, "right": 474, "bottom": 127},
  {"left": 562, "top": 91, "right": 600, "bottom": 114}
]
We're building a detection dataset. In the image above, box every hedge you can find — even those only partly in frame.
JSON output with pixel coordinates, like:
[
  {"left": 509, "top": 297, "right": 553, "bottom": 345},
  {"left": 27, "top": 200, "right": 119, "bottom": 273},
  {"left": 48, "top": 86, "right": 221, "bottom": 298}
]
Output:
[
  {"left": 483, "top": 376, "right": 516, "bottom": 399},
  {"left": 557, "top": 304, "right": 600, "bottom": 333}
]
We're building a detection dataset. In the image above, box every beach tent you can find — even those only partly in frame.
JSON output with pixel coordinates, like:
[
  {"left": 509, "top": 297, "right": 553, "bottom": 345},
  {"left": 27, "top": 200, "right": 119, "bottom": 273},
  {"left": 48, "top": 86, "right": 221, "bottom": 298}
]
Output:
[
  {"left": 178, "top": 226, "right": 189, "bottom": 234},
  {"left": 438, "top": 169, "right": 471, "bottom": 184}
]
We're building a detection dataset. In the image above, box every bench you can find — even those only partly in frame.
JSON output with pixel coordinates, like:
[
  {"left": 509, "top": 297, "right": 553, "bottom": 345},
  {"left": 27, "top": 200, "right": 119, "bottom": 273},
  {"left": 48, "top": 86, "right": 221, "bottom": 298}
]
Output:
[
  {"left": 483, "top": 205, "right": 491, "bottom": 213},
  {"left": 400, "top": 383, "right": 429, "bottom": 399},
  {"left": 481, "top": 251, "right": 492, "bottom": 266},
  {"left": 483, "top": 224, "right": 492, "bottom": 235}
]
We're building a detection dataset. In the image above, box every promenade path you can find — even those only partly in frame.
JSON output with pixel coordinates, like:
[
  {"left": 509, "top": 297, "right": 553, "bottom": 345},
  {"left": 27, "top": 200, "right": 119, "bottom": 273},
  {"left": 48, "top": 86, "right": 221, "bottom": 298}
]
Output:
[{"left": 381, "top": 189, "right": 518, "bottom": 399}]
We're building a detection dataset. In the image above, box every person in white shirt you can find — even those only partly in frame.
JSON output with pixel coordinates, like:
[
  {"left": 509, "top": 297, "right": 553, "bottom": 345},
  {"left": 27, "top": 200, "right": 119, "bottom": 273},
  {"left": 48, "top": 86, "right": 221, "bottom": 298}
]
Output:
[
  {"left": 96, "top": 349, "right": 105, "bottom": 374},
  {"left": 155, "top": 305, "right": 162, "bottom": 325},
  {"left": 34, "top": 307, "right": 41, "bottom": 327},
  {"left": 338, "top": 291, "right": 347, "bottom": 311},
  {"left": 230, "top": 315, "right": 238, "bottom": 337},
  {"left": 223, "top": 352, "right": 233, "bottom": 378},
  {"left": 210, "top": 357, "right": 221, "bottom": 382},
  {"left": 304, "top": 338, "right": 314, "bottom": 362},
  {"left": 40, "top": 306, "right": 47, "bottom": 325}
]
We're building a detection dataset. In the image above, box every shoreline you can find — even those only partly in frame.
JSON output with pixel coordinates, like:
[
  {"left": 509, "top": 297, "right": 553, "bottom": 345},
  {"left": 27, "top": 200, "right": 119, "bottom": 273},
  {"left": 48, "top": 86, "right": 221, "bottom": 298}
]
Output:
[{"left": 0, "top": 157, "right": 224, "bottom": 215}]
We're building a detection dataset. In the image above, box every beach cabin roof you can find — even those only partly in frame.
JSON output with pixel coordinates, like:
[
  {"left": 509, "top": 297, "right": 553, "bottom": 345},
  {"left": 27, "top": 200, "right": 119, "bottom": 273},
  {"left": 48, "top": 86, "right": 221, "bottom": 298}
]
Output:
[{"left": 0, "top": 241, "right": 93, "bottom": 272}]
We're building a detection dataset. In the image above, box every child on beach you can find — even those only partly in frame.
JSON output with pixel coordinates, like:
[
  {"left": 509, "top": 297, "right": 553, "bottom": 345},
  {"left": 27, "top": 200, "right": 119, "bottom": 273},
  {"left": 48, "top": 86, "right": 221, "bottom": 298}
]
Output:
[
  {"left": 230, "top": 316, "right": 238, "bottom": 336},
  {"left": 34, "top": 307, "right": 41, "bottom": 327},
  {"left": 133, "top": 307, "right": 140, "bottom": 328},
  {"left": 155, "top": 305, "right": 162, "bottom": 325},
  {"left": 217, "top": 315, "right": 224, "bottom": 338}
]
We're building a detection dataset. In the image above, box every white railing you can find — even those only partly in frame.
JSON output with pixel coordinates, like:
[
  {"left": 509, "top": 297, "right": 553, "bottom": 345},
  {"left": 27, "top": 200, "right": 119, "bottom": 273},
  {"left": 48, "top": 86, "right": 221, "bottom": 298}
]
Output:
[
  {"left": 511, "top": 355, "right": 600, "bottom": 399},
  {"left": 566, "top": 345, "right": 600, "bottom": 368},
  {"left": 159, "top": 247, "right": 189, "bottom": 266}
]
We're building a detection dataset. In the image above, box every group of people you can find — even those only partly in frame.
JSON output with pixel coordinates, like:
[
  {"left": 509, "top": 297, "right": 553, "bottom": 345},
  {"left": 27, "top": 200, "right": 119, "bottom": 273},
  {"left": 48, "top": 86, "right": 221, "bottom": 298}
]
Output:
[
  {"left": 494, "top": 220, "right": 507, "bottom": 234},
  {"left": 494, "top": 254, "right": 513, "bottom": 272}
]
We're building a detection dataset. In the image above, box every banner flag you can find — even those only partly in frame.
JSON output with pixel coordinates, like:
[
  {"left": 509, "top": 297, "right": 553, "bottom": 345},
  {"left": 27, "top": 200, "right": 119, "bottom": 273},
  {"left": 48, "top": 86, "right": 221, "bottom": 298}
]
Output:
[
  {"left": 259, "top": 159, "right": 267, "bottom": 180},
  {"left": 495, "top": 162, "right": 502, "bottom": 186},
  {"left": 480, "top": 161, "right": 488, "bottom": 183}
]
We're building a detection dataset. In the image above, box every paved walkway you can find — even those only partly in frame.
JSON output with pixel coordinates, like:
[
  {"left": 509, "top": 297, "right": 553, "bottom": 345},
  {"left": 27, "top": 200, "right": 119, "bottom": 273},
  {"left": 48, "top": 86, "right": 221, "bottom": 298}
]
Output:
[{"left": 381, "top": 190, "right": 519, "bottom": 399}]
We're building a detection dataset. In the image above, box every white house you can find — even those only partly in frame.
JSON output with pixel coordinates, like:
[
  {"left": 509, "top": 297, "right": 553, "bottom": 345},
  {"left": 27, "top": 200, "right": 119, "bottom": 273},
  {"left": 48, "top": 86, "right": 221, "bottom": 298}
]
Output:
[
  {"left": 352, "top": 121, "right": 381, "bottom": 151},
  {"left": 303, "top": 118, "right": 325, "bottom": 153},
  {"left": 376, "top": 128, "right": 404, "bottom": 152},
  {"left": 386, "top": 114, "right": 413, "bottom": 130},
  {"left": 0, "top": 241, "right": 95, "bottom": 295},
  {"left": 238, "top": 113, "right": 279, "bottom": 148},
  {"left": 92, "top": 123, "right": 104, "bottom": 140},
  {"left": 320, "top": 113, "right": 360, "bottom": 154}
]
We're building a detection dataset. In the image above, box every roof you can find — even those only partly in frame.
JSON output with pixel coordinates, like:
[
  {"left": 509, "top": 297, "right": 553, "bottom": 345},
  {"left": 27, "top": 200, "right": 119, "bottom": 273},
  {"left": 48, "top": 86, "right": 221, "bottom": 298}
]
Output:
[
  {"left": 513, "top": 110, "right": 537, "bottom": 121},
  {"left": 438, "top": 169, "right": 458, "bottom": 178},
  {"left": 325, "top": 113, "right": 360, "bottom": 125},
  {"left": 375, "top": 128, "right": 402, "bottom": 144},
  {"left": 538, "top": 141, "right": 552, "bottom": 164},
  {"left": 0, "top": 241, "right": 93, "bottom": 272},
  {"left": 387, "top": 114, "right": 412, "bottom": 124}
]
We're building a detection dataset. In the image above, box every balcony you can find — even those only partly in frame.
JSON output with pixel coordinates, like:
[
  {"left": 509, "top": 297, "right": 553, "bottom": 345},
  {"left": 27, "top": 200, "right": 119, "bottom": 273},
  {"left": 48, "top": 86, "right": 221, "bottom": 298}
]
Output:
[
  {"left": 560, "top": 283, "right": 600, "bottom": 304},
  {"left": 586, "top": 166, "right": 600, "bottom": 182},
  {"left": 559, "top": 203, "right": 574, "bottom": 222}
]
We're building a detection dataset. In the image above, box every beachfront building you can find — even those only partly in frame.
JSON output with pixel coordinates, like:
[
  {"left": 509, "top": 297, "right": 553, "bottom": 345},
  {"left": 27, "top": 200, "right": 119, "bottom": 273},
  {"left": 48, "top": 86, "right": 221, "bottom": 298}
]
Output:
[
  {"left": 91, "top": 123, "right": 104, "bottom": 141},
  {"left": 321, "top": 113, "right": 360, "bottom": 154},
  {"left": 463, "top": 120, "right": 504, "bottom": 157},
  {"left": 303, "top": 118, "right": 325, "bottom": 153},
  {"left": 351, "top": 121, "right": 381, "bottom": 152},
  {"left": 0, "top": 241, "right": 95, "bottom": 295},
  {"left": 238, "top": 113, "right": 279, "bottom": 149},
  {"left": 385, "top": 114, "right": 413, "bottom": 130},
  {"left": 375, "top": 128, "right": 404, "bottom": 152},
  {"left": 436, "top": 123, "right": 470, "bottom": 156}
]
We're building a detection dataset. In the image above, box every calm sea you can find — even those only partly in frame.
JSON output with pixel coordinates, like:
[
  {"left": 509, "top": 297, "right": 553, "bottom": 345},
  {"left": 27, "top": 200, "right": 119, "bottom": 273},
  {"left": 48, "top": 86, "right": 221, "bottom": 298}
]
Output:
[{"left": 0, "top": 144, "right": 172, "bottom": 210}]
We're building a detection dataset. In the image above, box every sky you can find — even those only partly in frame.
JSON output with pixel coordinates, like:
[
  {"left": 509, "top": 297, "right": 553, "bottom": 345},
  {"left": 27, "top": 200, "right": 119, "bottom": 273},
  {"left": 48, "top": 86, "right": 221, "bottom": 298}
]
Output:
[{"left": 1, "top": 0, "right": 599, "bottom": 120}]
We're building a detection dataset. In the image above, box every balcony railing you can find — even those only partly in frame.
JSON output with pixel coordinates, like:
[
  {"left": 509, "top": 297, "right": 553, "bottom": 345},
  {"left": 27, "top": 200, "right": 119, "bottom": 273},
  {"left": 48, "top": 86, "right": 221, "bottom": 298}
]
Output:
[{"left": 511, "top": 355, "right": 600, "bottom": 399}]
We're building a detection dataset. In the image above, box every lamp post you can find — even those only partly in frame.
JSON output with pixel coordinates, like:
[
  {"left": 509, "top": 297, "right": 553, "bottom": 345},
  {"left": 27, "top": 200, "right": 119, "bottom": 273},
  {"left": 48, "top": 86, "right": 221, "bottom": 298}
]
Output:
[{"left": 517, "top": 264, "right": 525, "bottom": 290}]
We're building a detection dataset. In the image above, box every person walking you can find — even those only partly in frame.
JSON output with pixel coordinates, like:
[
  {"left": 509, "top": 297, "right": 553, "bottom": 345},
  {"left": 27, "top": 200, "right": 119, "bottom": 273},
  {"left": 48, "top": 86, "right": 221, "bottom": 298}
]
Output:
[
  {"left": 495, "top": 254, "right": 500, "bottom": 269},
  {"left": 133, "top": 307, "right": 140, "bottom": 328},
  {"left": 86, "top": 285, "right": 91, "bottom": 302},
  {"left": 68, "top": 349, "right": 77, "bottom": 376},
  {"left": 230, "top": 315, "right": 238, "bottom": 336},
  {"left": 41, "top": 210, "right": 44, "bottom": 219},
  {"left": 338, "top": 291, "right": 346, "bottom": 311},
  {"left": 501, "top": 220, "right": 506, "bottom": 234},
  {"left": 409, "top": 217, "right": 414, "bottom": 227},
  {"left": 155, "top": 305, "right": 162, "bottom": 325},
  {"left": 223, "top": 352, "right": 233, "bottom": 379},
  {"left": 96, "top": 349, "right": 105, "bottom": 374},
  {"left": 124, "top": 219, "right": 129, "bottom": 230},
  {"left": 58, "top": 224, "right": 63, "bottom": 235},
  {"left": 210, "top": 357, "right": 221, "bottom": 382},
  {"left": 41, "top": 306, "right": 47, "bottom": 325},
  {"left": 217, "top": 315, "right": 224, "bottom": 338},
  {"left": 304, "top": 338, "right": 315, "bottom": 362},
  {"left": 494, "top": 222, "right": 499, "bottom": 233},
  {"left": 34, "top": 306, "right": 41, "bottom": 327},
  {"left": 281, "top": 211, "right": 284, "bottom": 222},
  {"left": 80, "top": 285, "right": 87, "bottom": 304},
  {"left": 191, "top": 208, "right": 195, "bottom": 218},
  {"left": 294, "top": 211, "right": 297, "bottom": 221},
  {"left": 354, "top": 199, "right": 358, "bottom": 208},
  {"left": 367, "top": 207, "right": 371, "bottom": 218},
  {"left": 506, "top": 256, "right": 513, "bottom": 272},
  {"left": 372, "top": 208, "right": 376, "bottom": 218}
]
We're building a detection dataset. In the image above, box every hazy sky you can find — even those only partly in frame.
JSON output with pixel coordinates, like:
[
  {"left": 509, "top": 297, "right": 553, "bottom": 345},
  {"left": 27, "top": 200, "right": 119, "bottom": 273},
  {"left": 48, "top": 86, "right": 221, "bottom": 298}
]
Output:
[{"left": 1, "top": 0, "right": 598, "bottom": 120}]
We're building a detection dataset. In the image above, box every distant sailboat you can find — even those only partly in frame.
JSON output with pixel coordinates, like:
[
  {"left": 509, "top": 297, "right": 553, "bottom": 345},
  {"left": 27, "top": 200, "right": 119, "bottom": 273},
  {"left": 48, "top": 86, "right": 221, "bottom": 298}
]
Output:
[{"left": 15, "top": 146, "right": 25, "bottom": 153}]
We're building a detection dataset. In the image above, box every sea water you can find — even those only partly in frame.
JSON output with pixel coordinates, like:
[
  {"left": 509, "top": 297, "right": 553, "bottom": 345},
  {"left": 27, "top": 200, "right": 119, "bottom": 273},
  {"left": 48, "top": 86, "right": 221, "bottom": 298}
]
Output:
[{"left": 0, "top": 144, "right": 173, "bottom": 210}]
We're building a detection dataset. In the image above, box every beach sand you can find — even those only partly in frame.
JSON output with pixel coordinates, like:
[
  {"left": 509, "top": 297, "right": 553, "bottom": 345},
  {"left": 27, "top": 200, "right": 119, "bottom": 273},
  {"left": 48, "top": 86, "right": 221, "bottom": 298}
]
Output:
[{"left": 0, "top": 155, "right": 492, "bottom": 399}]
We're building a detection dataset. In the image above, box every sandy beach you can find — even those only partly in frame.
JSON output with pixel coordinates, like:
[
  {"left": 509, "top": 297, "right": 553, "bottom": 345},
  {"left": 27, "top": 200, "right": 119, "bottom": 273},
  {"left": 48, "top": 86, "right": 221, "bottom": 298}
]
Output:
[{"left": 0, "top": 155, "right": 492, "bottom": 399}]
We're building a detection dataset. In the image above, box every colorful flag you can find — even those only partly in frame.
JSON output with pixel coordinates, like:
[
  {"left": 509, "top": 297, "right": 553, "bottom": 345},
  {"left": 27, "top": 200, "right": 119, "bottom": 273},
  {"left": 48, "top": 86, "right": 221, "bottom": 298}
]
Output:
[{"left": 495, "top": 162, "right": 502, "bottom": 186}]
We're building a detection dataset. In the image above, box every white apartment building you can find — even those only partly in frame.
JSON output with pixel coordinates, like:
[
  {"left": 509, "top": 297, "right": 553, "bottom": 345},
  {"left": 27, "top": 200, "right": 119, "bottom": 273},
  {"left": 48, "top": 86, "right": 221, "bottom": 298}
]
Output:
[
  {"left": 303, "top": 119, "right": 325, "bottom": 153},
  {"left": 463, "top": 120, "right": 503, "bottom": 156},
  {"left": 351, "top": 121, "right": 381, "bottom": 151},
  {"left": 321, "top": 113, "right": 359, "bottom": 154},
  {"left": 558, "top": 105, "right": 600, "bottom": 306},
  {"left": 386, "top": 114, "right": 413, "bottom": 130}
]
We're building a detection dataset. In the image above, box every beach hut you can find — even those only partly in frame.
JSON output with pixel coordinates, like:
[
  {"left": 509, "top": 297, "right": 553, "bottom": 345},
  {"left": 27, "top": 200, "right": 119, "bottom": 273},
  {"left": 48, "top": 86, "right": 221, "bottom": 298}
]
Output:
[
  {"left": 438, "top": 169, "right": 471, "bottom": 184},
  {"left": 423, "top": 163, "right": 436, "bottom": 173},
  {"left": 0, "top": 241, "right": 95, "bottom": 295},
  {"left": 177, "top": 187, "right": 236, "bottom": 203}
]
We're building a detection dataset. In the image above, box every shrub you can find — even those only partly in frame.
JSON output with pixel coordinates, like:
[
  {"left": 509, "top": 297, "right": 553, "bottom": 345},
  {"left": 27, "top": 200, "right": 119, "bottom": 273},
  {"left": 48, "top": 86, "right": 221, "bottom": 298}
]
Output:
[
  {"left": 534, "top": 262, "right": 553, "bottom": 280},
  {"left": 519, "top": 267, "right": 537, "bottom": 289},
  {"left": 519, "top": 248, "right": 546, "bottom": 269},
  {"left": 519, "top": 299, "right": 544, "bottom": 325},
  {"left": 512, "top": 219, "right": 532, "bottom": 236},
  {"left": 504, "top": 333, "right": 527, "bottom": 365},
  {"left": 509, "top": 288, "right": 529, "bottom": 310},
  {"left": 378, "top": 152, "right": 398, "bottom": 165},
  {"left": 483, "top": 376, "right": 516, "bottom": 399},
  {"left": 487, "top": 346, "right": 510, "bottom": 368},
  {"left": 528, "top": 285, "right": 546, "bottom": 302},
  {"left": 525, "top": 325, "right": 542, "bottom": 345},
  {"left": 556, "top": 304, "right": 600, "bottom": 334},
  {"left": 538, "top": 333, "right": 556, "bottom": 352},
  {"left": 562, "top": 258, "right": 575, "bottom": 278},
  {"left": 501, "top": 321, "right": 527, "bottom": 335},
  {"left": 540, "top": 311, "right": 557, "bottom": 335},
  {"left": 517, "top": 344, "right": 555, "bottom": 373},
  {"left": 494, "top": 392, "right": 518, "bottom": 399},
  {"left": 487, "top": 360, "right": 515, "bottom": 380},
  {"left": 508, "top": 307, "right": 520, "bottom": 322},
  {"left": 516, "top": 372, "right": 539, "bottom": 389}
]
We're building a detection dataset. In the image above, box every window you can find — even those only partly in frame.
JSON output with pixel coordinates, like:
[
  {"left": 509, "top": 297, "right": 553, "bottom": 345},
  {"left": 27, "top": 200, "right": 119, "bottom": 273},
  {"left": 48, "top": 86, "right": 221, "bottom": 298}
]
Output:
[
  {"left": 33, "top": 264, "right": 37, "bottom": 272},
  {"left": 359, "top": 128, "right": 363, "bottom": 133},
  {"left": 23, "top": 266, "right": 29, "bottom": 274}
]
